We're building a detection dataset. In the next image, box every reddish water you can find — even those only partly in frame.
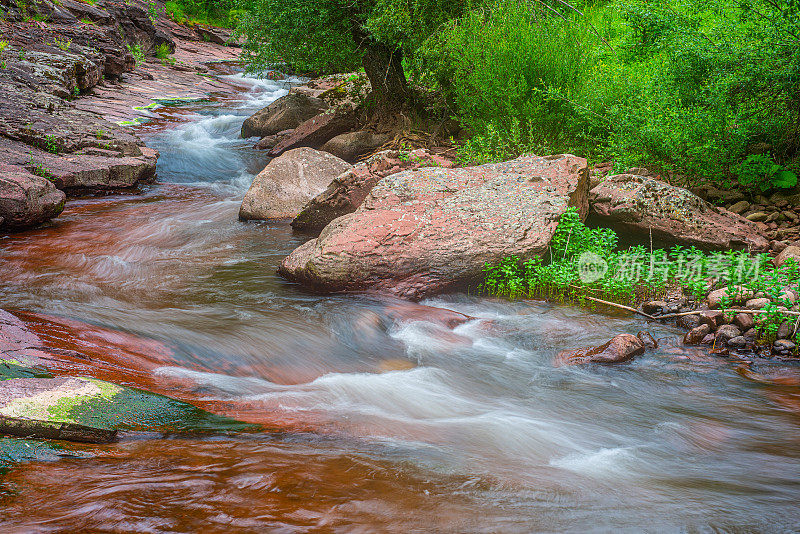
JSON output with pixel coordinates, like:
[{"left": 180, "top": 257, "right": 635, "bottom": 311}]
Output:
[{"left": 1, "top": 75, "right": 800, "bottom": 532}]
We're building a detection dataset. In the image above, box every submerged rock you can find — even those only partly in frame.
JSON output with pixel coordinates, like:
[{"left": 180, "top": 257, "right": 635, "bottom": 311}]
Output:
[
  {"left": 292, "top": 149, "right": 455, "bottom": 234},
  {"left": 0, "top": 164, "right": 66, "bottom": 228},
  {"left": 556, "top": 333, "right": 646, "bottom": 365},
  {"left": 279, "top": 154, "right": 589, "bottom": 299},
  {"left": 239, "top": 148, "right": 352, "bottom": 221},
  {"left": 590, "top": 174, "right": 769, "bottom": 251},
  {"left": 241, "top": 93, "right": 329, "bottom": 139}
]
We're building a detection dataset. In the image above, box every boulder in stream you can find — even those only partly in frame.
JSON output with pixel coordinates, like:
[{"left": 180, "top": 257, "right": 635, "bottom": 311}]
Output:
[
  {"left": 590, "top": 174, "right": 770, "bottom": 251},
  {"left": 556, "top": 333, "right": 646, "bottom": 365},
  {"left": 239, "top": 148, "right": 352, "bottom": 221},
  {"left": 279, "top": 154, "right": 589, "bottom": 299}
]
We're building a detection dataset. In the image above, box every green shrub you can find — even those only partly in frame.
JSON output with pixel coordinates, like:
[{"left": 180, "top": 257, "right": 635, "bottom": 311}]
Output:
[
  {"left": 154, "top": 43, "right": 172, "bottom": 60},
  {"left": 424, "top": 0, "right": 800, "bottom": 188}
]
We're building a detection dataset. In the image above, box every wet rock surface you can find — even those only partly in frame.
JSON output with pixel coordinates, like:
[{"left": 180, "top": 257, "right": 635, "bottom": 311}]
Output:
[
  {"left": 279, "top": 154, "right": 589, "bottom": 299},
  {"left": 556, "top": 333, "right": 646, "bottom": 365},
  {"left": 590, "top": 174, "right": 770, "bottom": 251},
  {"left": 239, "top": 148, "right": 352, "bottom": 221},
  {"left": 0, "top": 0, "right": 242, "bottom": 229}
]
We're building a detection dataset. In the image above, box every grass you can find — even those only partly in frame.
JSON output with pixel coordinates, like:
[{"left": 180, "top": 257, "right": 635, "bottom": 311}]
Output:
[{"left": 482, "top": 208, "right": 800, "bottom": 345}]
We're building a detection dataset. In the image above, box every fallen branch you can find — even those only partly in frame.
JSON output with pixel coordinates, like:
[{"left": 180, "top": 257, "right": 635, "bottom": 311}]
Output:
[{"left": 584, "top": 296, "right": 656, "bottom": 320}]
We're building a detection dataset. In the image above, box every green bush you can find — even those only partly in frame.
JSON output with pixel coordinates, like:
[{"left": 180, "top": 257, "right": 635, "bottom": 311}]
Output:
[{"left": 424, "top": 0, "right": 800, "bottom": 188}]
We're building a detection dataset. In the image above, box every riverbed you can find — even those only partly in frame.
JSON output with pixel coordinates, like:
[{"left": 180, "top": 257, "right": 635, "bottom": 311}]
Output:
[{"left": 1, "top": 74, "right": 799, "bottom": 533}]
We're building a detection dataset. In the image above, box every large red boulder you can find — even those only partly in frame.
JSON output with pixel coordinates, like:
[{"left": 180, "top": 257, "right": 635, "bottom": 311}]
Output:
[
  {"left": 279, "top": 154, "right": 589, "bottom": 299},
  {"left": 590, "top": 174, "right": 769, "bottom": 250},
  {"left": 291, "top": 149, "right": 455, "bottom": 234}
]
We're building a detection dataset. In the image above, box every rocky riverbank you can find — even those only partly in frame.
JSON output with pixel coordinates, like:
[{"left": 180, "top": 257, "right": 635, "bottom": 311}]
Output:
[{"left": 0, "top": 0, "right": 243, "bottom": 230}]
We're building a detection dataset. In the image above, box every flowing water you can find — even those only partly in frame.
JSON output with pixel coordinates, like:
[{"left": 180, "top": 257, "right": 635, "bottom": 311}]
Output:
[{"left": 1, "top": 74, "right": 800, "bottom": 533}]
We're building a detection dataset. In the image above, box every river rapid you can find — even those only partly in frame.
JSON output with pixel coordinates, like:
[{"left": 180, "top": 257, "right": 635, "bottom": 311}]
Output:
[{"left": 1, "top": 74, "right": 799, "bottom": 533}]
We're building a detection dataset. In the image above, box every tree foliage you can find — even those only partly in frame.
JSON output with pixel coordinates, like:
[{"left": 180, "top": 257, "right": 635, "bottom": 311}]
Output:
[{"left": 236, "top": 0, "right": 468, "bottom": 108}]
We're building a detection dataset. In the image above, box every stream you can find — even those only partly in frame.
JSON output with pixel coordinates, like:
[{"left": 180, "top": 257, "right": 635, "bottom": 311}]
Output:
[{"left": 1, "top": 74, "right": 800, "bottom": 533}]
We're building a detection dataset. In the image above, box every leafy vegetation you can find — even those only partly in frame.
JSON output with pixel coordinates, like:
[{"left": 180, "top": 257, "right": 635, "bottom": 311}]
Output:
[
  {"left": 126, "top": 42, "right": 146, "bottom": 65},
  {"left": 483, "top": 209, "right": 800, "bottom": 343},
  {"left": 164, "top": 0, "right": 241, "bottom": 28},
  {"left": 237, "top": 0, "right": 468, "bottom": 110},
  {"left": 422, "top": 0, "right": 800, "bottom": 190}
]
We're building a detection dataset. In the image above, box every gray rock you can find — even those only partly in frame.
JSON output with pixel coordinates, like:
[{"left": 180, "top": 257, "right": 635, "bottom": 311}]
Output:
[
  {"left": 715, "top": 324, "right": 742, "bottom": 344},
  {"left": 773, "top": 339, "right": 796, "bottom": 353},
  {"left": 728, "top": 200, "right": 750, "bottom": 214},
  {"left": 727, "top": 336, "right": 748, "bottom": 349},
  {"left": 320, "top": 130, "right": 392, "bottom": 162},
  {"left": 590, "top": 174, "right": 769, "bottom": 251},
  {"left": 241, "top": 93, "right": 329, "bottom": 139},
  {"left": 239, "top": 148, "right": 352, "bottom": 221}
]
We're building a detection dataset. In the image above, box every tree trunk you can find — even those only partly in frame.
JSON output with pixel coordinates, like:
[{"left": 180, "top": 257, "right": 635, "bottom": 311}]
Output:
[{"left": 361, "top": 41, "right": 410, "bottom": 112}]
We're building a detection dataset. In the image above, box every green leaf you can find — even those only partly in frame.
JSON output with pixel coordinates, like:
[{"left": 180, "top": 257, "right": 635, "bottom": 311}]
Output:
[{"left": 771, "top": 170, "right": 798, "bottom": 190}]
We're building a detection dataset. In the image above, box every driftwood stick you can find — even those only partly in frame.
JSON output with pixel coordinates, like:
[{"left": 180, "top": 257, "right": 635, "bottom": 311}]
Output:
[
  {"left": 656, "top": 308, "right": 800, "bottom": 320},
  {"left": 585, "top": 296, "right": 656, "bottom": 320}
]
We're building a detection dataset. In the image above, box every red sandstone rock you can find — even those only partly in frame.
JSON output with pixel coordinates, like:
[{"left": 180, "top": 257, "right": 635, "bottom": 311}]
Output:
[
  {"left": 292, "top": 149, "right": 455, "bottom": 234},
  {"left": 268, "top": 106, "right": 358, "bottom": 158},
  {"left": 0, "top": 164, "right": 66, "bottom": 228},
  {"left": 279, "top": 154, "right": 589, "bottom": 299},
  {"left": 590, "top": 174, "right": 770, "bottom": 251},
  {"left": 556, "top": 333, "right": 645, "bottom": 365}
]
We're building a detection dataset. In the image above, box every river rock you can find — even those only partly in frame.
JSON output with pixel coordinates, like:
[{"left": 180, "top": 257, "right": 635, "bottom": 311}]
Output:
[
  {"left": 677, "top": 314, "right": 701, "bottom": 330},
  {"left": 590, "top": 174, "right": 769, "bottom": 251},
  {"left": 715, "top": 325, "right": 742, "bottom": 344},
  {"left": 684, "top": 324, "right": 711, "bottom": 344},
  {"left": 0, "top": 164, "right": 66, "bottom": 228},
  {"left": 734, "top": 312, "right": 755, "bottom": 331},
  {"left": 292, "top": 149, "right": 455, "bottom": 234},
  {"left": 241, "top": 93, "right": 329, "bottom": 139},
  {"left": 727, "top": 336, "right": 748, "bottom": 350},
  {"left": 699, "top": 310, "right": 726, "bottom": 329},
  {"left": 239, "top": 148, "right": 352, "bottom": 221},
  {"left": 745, "top": 298, "right": 771, "bottom": 309},
  {"left": 642, "top": 300, "right": 668, "bottom": 315},
  {"left": 707, "top": 286, "right": 753, "bottom": 309},
  {"left": 556, "top": 333, "right": 645, "bottom": 365},
  {"left": 267, "top": 106, "right": 359, "bottom": 158},
  {"left": 279, "top": 154, "right": 589, "bottom": 299},
  {"left": 320, "top": 130, "right": 391, "bottom": 162},
  {"left": 774, "top": 246, "right": 800, "bottom": 268},
  {"left": 774, "top": 339, "right": 796, "bottom": 354}
]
